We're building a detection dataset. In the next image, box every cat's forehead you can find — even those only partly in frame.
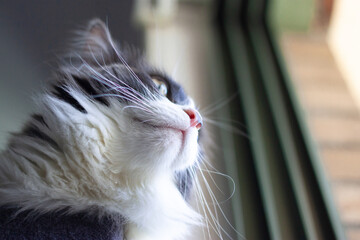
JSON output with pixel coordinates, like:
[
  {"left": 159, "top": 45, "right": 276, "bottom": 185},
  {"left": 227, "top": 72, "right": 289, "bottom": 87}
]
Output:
[{"left": 104, "top": 49, "right": 189, "bottom": 104}]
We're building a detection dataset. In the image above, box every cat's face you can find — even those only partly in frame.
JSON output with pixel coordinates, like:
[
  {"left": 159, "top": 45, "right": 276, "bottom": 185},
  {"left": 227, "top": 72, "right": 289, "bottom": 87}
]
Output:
[{"left": 55, "top": 19, "right": 202, "bottom": 177}]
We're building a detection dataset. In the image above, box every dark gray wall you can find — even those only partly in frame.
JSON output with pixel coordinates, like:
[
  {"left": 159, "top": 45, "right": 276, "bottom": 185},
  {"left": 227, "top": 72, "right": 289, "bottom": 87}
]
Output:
[{"left": 0, "top": 1, "right": 143, "bottom": 148}]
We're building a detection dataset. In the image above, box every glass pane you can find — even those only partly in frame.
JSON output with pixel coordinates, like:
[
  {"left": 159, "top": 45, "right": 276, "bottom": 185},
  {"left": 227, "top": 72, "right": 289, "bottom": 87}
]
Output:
[{"left": 272, "top": 1, "right": 360, "bottom": 239}]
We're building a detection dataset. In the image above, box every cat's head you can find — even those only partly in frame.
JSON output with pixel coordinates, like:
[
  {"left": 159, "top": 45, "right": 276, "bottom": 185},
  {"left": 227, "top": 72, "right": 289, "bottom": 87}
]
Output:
[{"left": 47, "top": 19, "right": 203, "bottom": 181}]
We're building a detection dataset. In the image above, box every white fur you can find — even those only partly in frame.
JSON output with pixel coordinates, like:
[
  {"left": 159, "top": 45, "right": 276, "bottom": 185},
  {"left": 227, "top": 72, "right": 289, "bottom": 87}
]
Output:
[{"left": 0, "top": 89, "right": 201, "bottom": 239}]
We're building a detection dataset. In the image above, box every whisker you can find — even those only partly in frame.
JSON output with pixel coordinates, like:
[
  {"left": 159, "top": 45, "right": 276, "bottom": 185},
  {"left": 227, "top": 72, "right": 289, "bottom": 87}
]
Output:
[
  {"left": 90, "top": 75, "right": 150, "bottom": 108},
  {"left": 122, "top": 105, "right": 153, "bottom": 114},
  {"left": 197, "top": 153, "right": 238, "bottom": 206},
  {"left": 200, "top": 93, "right": 238, "bottom": 116},
  {"left": 105, "top": 36, "right": 158, "bottom": 101},
  {"left": 195, "top": 165, "right": 226, "bottom": 239},
  {"left": 203, "top": 118, "right": 250, "bottom": 140},
  {"left": 195, "top": 164, "right": 235, "bottom": 205},
  {"left": 189, "top": 168, "right": 212, "bottom": 239},
  {"left": 205, "top": 117, "right": 248, "bottom": 129},
  {"left": 89, "top": 46, "right": 153, "bottom": 106},
  {"left": 71, "top": 53, "right": 155, "bottom": 114},
  {"left": 91, "top": 93, "right": 145, "bottom": 106},
  {"left": 198, "top": 160, "right": 247, "bottom": 240},
  {"left": 79, "top": 51, "right": 142, "bottom": 101},
  {"left": 198, "top": 161, "right": 238, "bottom": 240}
]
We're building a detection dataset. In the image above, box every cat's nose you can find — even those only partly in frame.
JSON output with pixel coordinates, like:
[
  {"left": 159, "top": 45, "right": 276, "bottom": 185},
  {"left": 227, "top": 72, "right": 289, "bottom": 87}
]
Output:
[{"left": 183, "top": 108, "right": 203, "bottom": 130}]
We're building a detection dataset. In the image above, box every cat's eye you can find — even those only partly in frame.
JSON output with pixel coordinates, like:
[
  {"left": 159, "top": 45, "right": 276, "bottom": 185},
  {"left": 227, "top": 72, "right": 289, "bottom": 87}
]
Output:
[{"left": 151, "top": 78, "right": 168, "bottom": 96}]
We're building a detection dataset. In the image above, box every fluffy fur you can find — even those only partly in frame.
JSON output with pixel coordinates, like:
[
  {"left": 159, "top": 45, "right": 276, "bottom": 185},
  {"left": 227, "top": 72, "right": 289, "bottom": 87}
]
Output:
[{"left": 0, "top": 19, "right": 203, "bottom": 240}]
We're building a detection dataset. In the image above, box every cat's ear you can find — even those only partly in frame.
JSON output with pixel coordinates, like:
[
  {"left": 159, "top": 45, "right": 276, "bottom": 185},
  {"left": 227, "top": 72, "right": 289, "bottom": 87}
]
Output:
[
  {"left": 76, "top": 19, "right": 117, "bottom": 63},
  {"left": 85, "top": 19, "right": 112, "bottom": 51}
]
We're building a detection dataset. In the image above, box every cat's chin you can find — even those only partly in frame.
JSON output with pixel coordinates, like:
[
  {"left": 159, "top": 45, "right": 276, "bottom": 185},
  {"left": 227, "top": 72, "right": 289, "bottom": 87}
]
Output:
[
  {"left": 141, "top": 123, "right": 199, "bottom": 171},
  {"left": 107, "top": 99, "right": 200, "bottom": 175},
  {"left": 135, "top": 124, "right": 198, "bottom": 172},
  {"left": 170, "top": 127, "right": 199, "bottom": 171}
]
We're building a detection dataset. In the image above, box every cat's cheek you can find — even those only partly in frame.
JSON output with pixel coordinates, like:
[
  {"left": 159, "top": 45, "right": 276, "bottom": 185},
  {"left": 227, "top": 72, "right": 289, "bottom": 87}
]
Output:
[{"left": 118, "top": 128, "right": 183, "bottom": 172}]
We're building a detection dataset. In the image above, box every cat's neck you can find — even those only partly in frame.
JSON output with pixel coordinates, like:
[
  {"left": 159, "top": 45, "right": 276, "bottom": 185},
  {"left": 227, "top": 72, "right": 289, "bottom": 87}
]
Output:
[{"left": 122, "top": 173, "right": 200, "bottom": 240}]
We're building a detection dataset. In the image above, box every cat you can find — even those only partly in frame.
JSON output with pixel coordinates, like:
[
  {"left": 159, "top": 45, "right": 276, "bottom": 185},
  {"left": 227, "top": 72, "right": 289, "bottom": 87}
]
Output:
[{"left": 0, "top": 19, "right": 204, "bottom": 240}]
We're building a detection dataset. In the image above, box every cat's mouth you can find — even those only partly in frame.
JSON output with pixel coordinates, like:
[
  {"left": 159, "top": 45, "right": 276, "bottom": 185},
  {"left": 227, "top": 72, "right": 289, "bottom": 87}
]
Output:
[
  {"left": 132, "top": 117, "right": 187, "bottom": 132},
  {"left": 132, "top": 117, "right": 188, "bottom": 147}
]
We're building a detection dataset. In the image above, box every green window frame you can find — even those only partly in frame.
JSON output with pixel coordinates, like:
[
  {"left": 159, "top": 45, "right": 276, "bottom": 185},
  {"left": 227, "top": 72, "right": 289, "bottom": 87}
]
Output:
[{"left": 209, "top": 0, "right": 346, "bottom": 239}]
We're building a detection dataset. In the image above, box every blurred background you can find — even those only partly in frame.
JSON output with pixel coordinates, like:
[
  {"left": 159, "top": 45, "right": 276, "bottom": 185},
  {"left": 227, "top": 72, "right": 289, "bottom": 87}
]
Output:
[
  {"left": 0, "top": 0, "right": 359, "bottom": 240},
  {"left": 278, "top": 1, "right": 360, "bottom": 240}
]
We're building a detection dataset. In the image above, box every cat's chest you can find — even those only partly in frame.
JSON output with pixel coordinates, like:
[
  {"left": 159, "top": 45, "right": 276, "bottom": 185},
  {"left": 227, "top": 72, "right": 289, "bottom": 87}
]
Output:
[{"left": 122, "top": 177, "right": 194, "bottom": 240}]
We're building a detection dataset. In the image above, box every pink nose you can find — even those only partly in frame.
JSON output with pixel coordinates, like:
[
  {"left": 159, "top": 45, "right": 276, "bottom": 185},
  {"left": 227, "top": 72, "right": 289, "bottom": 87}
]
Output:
[{"left": 183, "top": 108, "right": 203, "bottom": 130}]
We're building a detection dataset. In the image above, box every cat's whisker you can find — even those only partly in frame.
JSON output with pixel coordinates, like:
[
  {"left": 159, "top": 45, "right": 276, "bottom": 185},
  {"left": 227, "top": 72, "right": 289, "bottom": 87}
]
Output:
[
  {"left": 106, "top": 37, "right": 158, "bottom": 101},
  {"left": 122, "top": 105, "right": 153, "bottom": 114},
  {"left": 109, "top": 84, "right": 155, "bottom": 112},
  {"left": 90, "top": 80, "right": 151, "bottom": 112},
  {"left": 74, "top": 55, "right": 155, "bottom": 113},
  {"left": 194, "top": 165, "right": 226, "bottom": 240},
  {"left": 203, "top": 117, "right": 250, "bottom": 139},
  {"left": 198, "top": 151, "right": 236, "bottom": 191},
  {"left": 200, "top": 167, "right": 236, "bottom": 239},
  {"left": 196, "top": 155, "right": 247, "bottom": 240},
  {"left": 75, "top": 53, "right": 103, "bottom": 77},
  {"left": 196, "top": 162, "right": 227, "bottom": 240},
  {"left": 205, "top": 117, "right": 248, "bottom": 129},
  {"left": 198, "top": 156, "right": 225, "bottom": 192},
  {"left": 203, "top": 172, "right": 246, "bottom": 240},
  {"left": 200, "top": 93, "right": 238, "bottom": 116},
  {"left": 190, "top": 166, "right": 214, "bottom": 237},
  {"left": 192, "top": 183, "right": 208, "bottom": 240},
  {"left": 90, "top": 76, "right": 151, "bottom": 110},
  {"left": 189, "top": 168, "right": 212, "bottom": 240},
  {"left": 196, "top": 161, "right": 226, "bottom": 199},
  {"left": 196, "top": 165, "right": 236, "bottom": 206},
  {"left": 91, "top": 93, "right": 149, "bottom": 110},
  {"left": 89, "top": 46, "right": 154, "bottom": 106}
]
